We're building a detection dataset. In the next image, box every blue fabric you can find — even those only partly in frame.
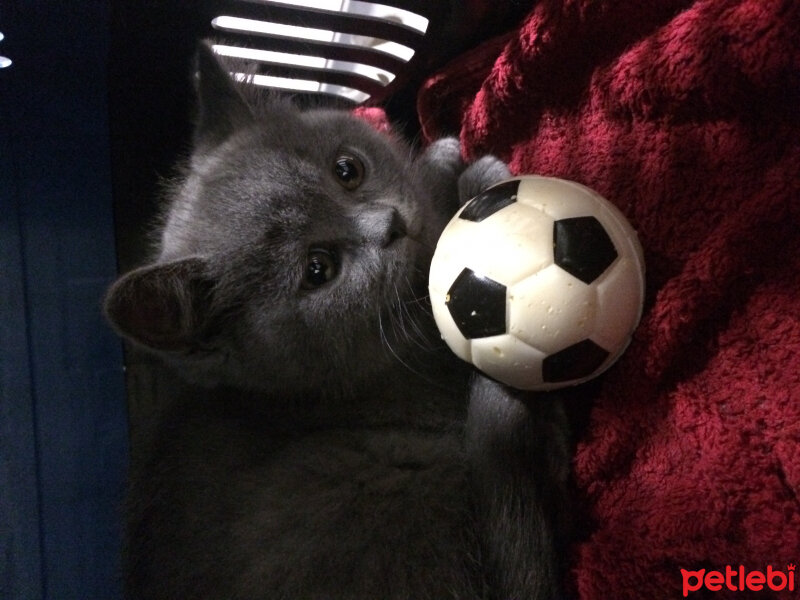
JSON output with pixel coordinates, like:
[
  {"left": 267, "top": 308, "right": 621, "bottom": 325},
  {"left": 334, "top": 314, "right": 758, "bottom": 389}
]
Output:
[{"left": 0, "top": 3, "right": 129, "bottom": 599}]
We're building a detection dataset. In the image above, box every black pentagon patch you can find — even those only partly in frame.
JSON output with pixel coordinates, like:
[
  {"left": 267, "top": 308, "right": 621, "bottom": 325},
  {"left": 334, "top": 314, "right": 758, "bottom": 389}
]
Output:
[
  {"left": 446, "top": 268, "right": 507, "bottom": 339},
  {"left": 542, "top": 339, "right": 610, "bottom": 383},
  {"left": 553, "top": 217, "right": 618, "bottom": 284},
  {"left": 459, "top": 180, "right": 520, "bottom": 222}
]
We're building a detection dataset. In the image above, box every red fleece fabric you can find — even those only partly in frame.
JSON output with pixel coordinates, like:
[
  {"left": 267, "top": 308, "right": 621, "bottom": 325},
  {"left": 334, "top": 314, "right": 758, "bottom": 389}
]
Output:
[{"left": 418, "top": 1, "right": 800, "bottom": 597}]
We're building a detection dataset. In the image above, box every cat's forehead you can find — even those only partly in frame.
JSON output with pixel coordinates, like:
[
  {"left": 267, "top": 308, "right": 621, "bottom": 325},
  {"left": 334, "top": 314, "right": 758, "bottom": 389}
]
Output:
[
  {"left": 198, "top": 164, "right": 327, "bottom": 231},
  {"left": 170, "top": 106, "right": 406, "bottom": 256},
  {"left": 200, "top": 114, "right": 385, "bottom": 181},
  {"left": 186, "top": 154, "right": 342, "bottom": 248},
  {"left": 256, "top": 108, "right": 398, "bottom": 160}
]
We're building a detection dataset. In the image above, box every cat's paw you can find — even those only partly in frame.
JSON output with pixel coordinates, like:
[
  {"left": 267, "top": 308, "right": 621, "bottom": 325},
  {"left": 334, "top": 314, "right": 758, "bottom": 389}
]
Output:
[
  {"left": 458, "top": 155, "right": 511, "bottom": 206},
  {"left": 423, "top": 137, "right": 466, "bottom": 177}
]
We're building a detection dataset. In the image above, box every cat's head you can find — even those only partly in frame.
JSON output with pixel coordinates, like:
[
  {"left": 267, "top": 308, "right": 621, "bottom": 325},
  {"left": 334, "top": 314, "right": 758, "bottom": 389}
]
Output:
[{"left": 104, "top": 44, "right": 459, "bottom": 396}]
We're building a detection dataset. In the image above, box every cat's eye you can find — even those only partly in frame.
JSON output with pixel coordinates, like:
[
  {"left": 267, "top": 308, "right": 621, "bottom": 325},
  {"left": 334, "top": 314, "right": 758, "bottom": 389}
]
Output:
[
  {"left": 333, "top": 154, "right": 365, "bottom": 190},
  {"left": 302, "top": 249, "right": 339, "bottom": 289}
]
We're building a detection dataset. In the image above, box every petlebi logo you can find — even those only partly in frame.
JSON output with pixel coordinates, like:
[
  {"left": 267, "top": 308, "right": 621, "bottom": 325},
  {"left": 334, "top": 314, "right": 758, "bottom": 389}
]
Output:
[{"left": 681, "top": 564, "right": 795, "bottom": 596}]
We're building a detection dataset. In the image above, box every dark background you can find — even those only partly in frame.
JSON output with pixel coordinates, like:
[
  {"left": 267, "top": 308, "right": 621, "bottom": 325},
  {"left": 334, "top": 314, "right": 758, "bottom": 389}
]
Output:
[{"left": 1, "top": 3, "right": 130, "bottom": 599}]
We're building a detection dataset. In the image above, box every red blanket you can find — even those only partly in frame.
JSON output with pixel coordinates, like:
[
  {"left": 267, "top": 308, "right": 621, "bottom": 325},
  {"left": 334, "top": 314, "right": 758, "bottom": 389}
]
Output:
[{"left": 418, "top": 1, "right": 800, "bottom": 597}]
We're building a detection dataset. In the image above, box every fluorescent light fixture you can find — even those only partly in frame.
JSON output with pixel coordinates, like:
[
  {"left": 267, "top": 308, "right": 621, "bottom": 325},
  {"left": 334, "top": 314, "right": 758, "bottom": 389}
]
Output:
[
  {"left": 265, "top": 0, "right": 429, "bottom": 34},
  {"left": 368, "top": 40, "right": 413, "bottom": 61},
  {"left": 214, "top": 16, "right": 334, "bottom": 43},
  {"left": 211, "top": 0, "right": 429, "bottom": 101},
  {"left": 212, "top": 16, "right": 415, "bottom": 61},
  {"left": 345, "top": 0, "right": 428, "bottom": 34},
  {"left": 234, "top": 71, "right": 369, "bottom": 103},
  {"left": 235, "top": 72, "right": 320, "bottom": 92},
  {"left": 267, "top": 0, "right": 347, "bottom": 9},
  {"left": 215, "top": 45, "right": 327, "bottom": 69},
  {"left": 0, "top": 30, "right": 8, "bottom": 67},
  {"left": 318, "top": 82, "right": 370, "bottom": 102},
  {"left": 213, "top": 44, "right": 395, "bottom": 85}
]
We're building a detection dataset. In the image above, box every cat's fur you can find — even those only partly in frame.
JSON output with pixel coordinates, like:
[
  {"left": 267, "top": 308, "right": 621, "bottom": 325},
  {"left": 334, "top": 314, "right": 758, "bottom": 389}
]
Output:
[{"left": 104, "top": 44, "right": 571, "bottom": 600}]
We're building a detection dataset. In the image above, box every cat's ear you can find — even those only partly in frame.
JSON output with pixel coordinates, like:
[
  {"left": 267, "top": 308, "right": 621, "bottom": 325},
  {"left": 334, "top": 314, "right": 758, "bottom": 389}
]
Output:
[
  {"left": 193, "top": 42, "right": 254, "bottom": 149},
  {"left": 104, "top": 257, "right": 215, "bottom": 353}
]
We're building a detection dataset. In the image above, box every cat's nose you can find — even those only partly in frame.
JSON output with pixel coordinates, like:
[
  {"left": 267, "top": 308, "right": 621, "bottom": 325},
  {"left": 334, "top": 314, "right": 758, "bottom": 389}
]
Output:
[
  {"left": 383, "top": 208, "right": 408, "bottom": 247},
  {"left": 355, "top": 205, "right": 407, "bottom": 248}
]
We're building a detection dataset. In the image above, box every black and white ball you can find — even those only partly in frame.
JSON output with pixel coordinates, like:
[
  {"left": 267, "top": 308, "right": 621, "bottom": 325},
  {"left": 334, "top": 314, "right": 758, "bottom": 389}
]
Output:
[{"left": 429, "top": 176, "right": 646, "bottom": 391}]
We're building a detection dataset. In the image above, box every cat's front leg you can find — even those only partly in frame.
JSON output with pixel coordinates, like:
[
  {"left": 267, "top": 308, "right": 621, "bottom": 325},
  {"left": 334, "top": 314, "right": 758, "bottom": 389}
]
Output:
[
  {"left": 466, "top": 375, "right": 571, "bottom": 600},
  {"left": 422, "top": 137, "right": 466, "bottom": 177},
  {"left": 419, "top": 139, "right": 510, "bottom": 216},
  {"left": 457, "top": 155, "right": 511, "bottom": 206},
  {"left": 423, "top": 139, "right": 511, "bottom": 195}
]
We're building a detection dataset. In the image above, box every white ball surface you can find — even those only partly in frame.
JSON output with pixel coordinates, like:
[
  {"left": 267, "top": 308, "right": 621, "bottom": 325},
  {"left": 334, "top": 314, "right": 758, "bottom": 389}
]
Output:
[{"left": 429, "top": 175, "right": 645, "bottom": 391}]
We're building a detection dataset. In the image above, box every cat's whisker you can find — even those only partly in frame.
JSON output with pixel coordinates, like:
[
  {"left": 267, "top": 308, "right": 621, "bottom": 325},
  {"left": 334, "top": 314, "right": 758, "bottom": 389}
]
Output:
[
  {"left": 403, "top": 292, "right": 430, "bottom": 306},
  {"left": 378, "top": 307, "right": 453, "bottom": 393},
  {"left": 398, "top": 277, "right": 433, "bottom": 351},
  {"left": 393, "top": 285, "right": 418, "bottom": 347},
  {"left": 388, "top": 280, "right": 418, "bottom": 346},
  {"left": 378, "top": 309, "right": 428, "bottom": 379}
]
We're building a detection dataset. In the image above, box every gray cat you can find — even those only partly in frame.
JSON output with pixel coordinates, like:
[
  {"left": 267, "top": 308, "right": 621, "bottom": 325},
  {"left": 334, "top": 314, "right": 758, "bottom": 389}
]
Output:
[{"left": 104, "top": 44, "right": 571, "bottom": 600}]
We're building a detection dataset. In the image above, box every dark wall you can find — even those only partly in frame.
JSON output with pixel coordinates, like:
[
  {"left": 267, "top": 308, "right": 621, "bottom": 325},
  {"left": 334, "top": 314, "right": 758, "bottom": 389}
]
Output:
[
  {"left": 1, "top": 2, "right": 129, "bottom": 599},
  {"left": 108, "top": 0, "right": 219, "bottom": 273}
]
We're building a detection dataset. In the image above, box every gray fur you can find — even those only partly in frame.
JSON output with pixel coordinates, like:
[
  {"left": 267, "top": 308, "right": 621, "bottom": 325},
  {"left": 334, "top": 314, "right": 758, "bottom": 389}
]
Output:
[{"left": 105, "top": 44, "right": 570, "bottom": 600}]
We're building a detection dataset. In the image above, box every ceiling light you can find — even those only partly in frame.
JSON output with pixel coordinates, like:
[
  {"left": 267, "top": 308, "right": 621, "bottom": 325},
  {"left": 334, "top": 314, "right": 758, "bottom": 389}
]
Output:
[
  {"left": 213, "top": 44, "right": 395, "bottom": 85},
  {"left": 212, "top": 16, "right": 414, "bottom": 61},
  {"left": 266, "top": 0, "right": 428, "bottom": 34},
  {"left": 234, "top": 71, "right": 370, "bottom": 103}
]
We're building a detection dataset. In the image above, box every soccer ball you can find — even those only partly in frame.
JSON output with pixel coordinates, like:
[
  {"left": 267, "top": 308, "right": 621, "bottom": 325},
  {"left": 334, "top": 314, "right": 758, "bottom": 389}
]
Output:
[{"left": 429, "top": 176, "right": 645, "bottom": 391}]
